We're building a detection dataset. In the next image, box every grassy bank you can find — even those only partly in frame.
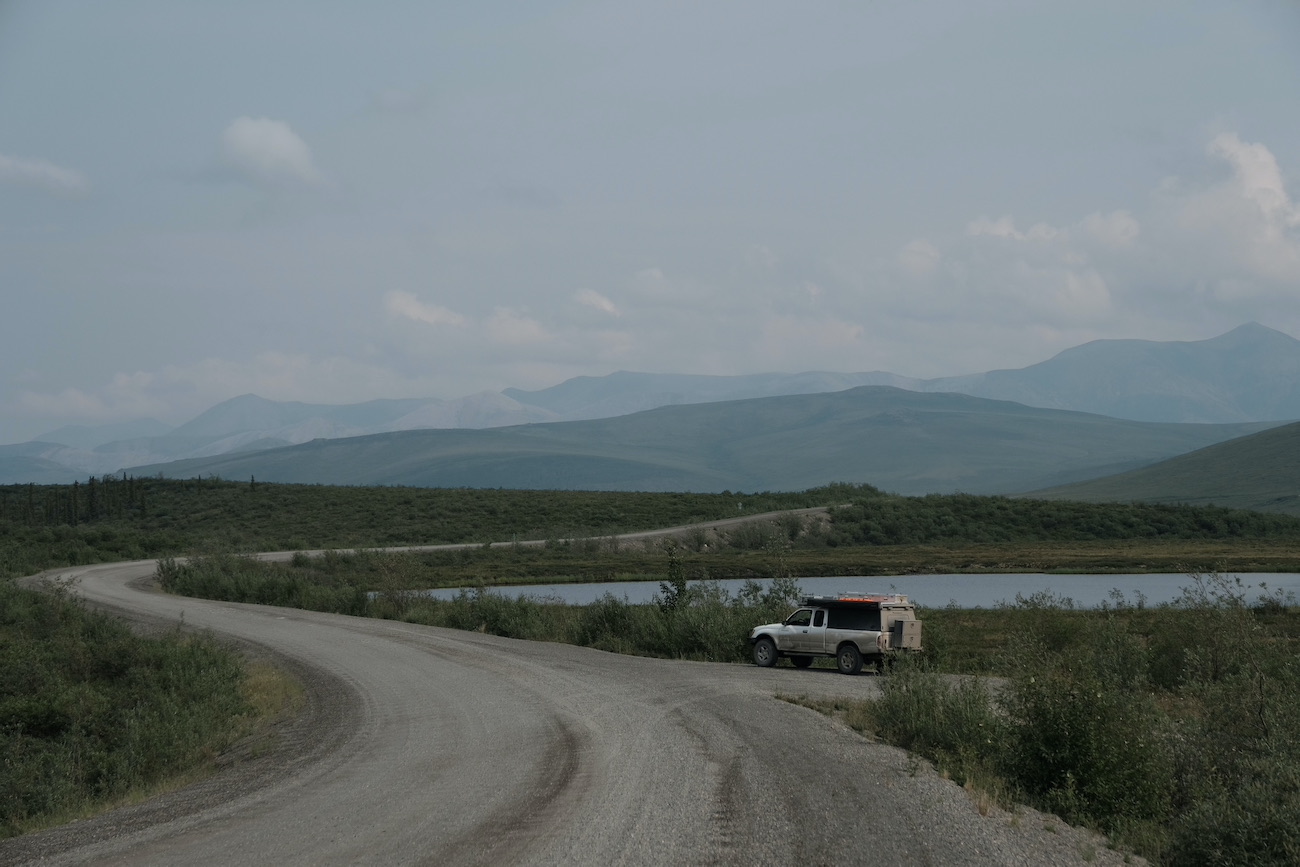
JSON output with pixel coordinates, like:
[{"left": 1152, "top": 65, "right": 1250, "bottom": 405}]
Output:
[{"left": 0, "top": 581, "right": 298, "bottom": 839}]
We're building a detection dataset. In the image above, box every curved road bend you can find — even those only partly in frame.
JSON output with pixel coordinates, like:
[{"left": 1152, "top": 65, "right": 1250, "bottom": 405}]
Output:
[{"left": 5, "top": 558, "right": 1132, "bottom": 866}]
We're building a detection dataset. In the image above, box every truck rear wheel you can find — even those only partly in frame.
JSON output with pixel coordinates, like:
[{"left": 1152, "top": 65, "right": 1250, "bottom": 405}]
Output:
[
  {"left": 836, "top": 644, "right": 863, "bottom": 675},
  {"left": 752, "top": 637, "right": 778, "bottom": 668}
]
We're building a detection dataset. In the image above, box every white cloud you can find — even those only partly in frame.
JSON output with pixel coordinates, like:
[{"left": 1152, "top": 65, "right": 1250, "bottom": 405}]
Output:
[
  {"left": 966, "top": 215, "right": 1020, "bottom": 240},
  {"left": 966, "top": 215, "right": 1062, "bottom": 242},
  {"left": 385, "top": 291, "right": 468, "bottom": 327},
  {"left": 1081, "top": 210, "right": 1140, "bottom": 248},
  {"left": 574, "top": 288, "right": 620, "bottom": 316},
  {"left": 1018, "top": 263, "right": 1112, "bottom": 320},
  {"left": 919, "top": 210, "right": 1120, "bottom": 330},
  {"left": 762, "top": 316, "right": 863, "bottom": 357},
  {"left": 369, "top": 87, "right": 430, "bottom": 114},
  {"left": 487, "top": 307, "right": 551, "bottom": 346},
  {"left": 898, "top": 239, "right": 940, "bottom": 278},
  {"left": 902, "top": 132, "right": 1300, "bottom": 344},
  {"left": 1170, "top": 132, "right": 1300, "bottom": 287},
  {"left": 0, "top": 152, "right": 87, "bottom": 195},
  {"left": 626, "top": 266, "right": 722, "bottom": 308},
  {"left": 633, "top": 267, "right": 670, "bottom": 292},
  {"left": 1208, "top": 132, "right": 1298, "bottom": 231},
  {"left": 743, "top": 244, "right": 779, "bottom": 271},
  {"left": 220, "top": 116, "right": 321, "bottom": 187}
]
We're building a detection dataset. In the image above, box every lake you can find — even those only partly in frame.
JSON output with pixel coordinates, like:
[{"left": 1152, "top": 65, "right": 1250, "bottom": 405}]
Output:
[{"left": 422, "top": 572, "right": 1300, "bottom": 609}]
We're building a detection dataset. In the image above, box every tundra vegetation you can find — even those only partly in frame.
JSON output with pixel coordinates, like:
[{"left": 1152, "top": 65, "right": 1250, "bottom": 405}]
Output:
[
  {"left": 0, "top": 581, "right": 270, "bottom": 838},
  {"left": 5, "top": 478, "right": 1300, "bottom": 860},
  {"left": 798, "top": 576, "right": 1300, "bottom": 866}
]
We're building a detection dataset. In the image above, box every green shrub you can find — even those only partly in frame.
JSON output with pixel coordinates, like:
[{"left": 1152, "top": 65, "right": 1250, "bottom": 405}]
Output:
[
  {"left": 997, "top": 627, "right": 1174, "bottom": 830},
  {"left": 868, "top": 658, "right": 1002, "bottom": 788},
  {"left": 572, "top": 593, "right": 634, "bottom": 652},
  {"left": 861, "top": 577, "right": 1300, "bottom": 864},
  {"left": 0, "top": 582, "right": 250, "bottom": 838}
]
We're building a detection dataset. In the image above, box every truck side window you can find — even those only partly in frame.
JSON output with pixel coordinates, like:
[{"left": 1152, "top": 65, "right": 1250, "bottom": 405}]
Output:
[
  {"left": 813, "top": 610, "right": 825, "bottom": 627},
  {"left": 786, "top": 609, "right": 813, "bottom": 627},
  {"left": 827, "top": 607, "right": 882, "bottom": 631}
]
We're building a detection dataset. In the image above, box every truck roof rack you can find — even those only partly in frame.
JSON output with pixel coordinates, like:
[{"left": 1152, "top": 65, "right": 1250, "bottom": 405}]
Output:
[{"left": 800, "top": 593, "right": 911, "bottom": 606}]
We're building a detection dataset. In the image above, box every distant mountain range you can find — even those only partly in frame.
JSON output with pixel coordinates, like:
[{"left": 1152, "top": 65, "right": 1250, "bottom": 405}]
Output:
[
  {"left": 916, "top": 322, "right": 1300, "bottom": 424},
  {"left": 502, "top": 323, "right": 1300, "bottom": 425},
  {"left": 0, "top": 392, "right": 558, "bottom": 484},
  {"left": 124, "top": 387, "right": 1275, "bottom": 496},
  {"left": 2, "top": 323, "right": 1296, "bottom": 492},
  {"left": 1028, "top": 421, "right": 1300, "bottom": 516}
]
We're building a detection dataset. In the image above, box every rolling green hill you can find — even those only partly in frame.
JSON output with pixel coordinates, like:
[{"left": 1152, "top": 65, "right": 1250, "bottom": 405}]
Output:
[
  {"left": 127, "top": 387, "right": 1276, "bottom": 495},
  {"left": 1028, "top": 421, "right": 1300, "bottom": 515}
]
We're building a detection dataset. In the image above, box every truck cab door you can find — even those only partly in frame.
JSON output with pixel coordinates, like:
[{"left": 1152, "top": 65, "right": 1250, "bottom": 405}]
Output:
[
  {"left": 786, "top": 608, "right": 828, "bottom": 653},
  {"left": 778, "top": 608, "right": 813, "bottom": 651}
]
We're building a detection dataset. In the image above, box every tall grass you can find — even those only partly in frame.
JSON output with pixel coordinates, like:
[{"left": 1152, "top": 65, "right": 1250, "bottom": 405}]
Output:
[
  {"left": 0, "top": 582, "right": 254, "bottom": 838},
  {"left": 399, "top": 577, "right": 804, "bottom": 662},
  {"left": 853, "top": 575, "right": 1300, "bottom": 864}
]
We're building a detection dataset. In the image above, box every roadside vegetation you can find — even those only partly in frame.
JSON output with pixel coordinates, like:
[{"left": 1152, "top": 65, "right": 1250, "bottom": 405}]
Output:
[
  {"left": 157, "top": 547, "right": 808, "bottom": 662},
  {"left": 794, "top": 576, "right": 1300, "bottom": 865},
  {"left": 0, "top": 581, "right": 295, "bottom": 839}
]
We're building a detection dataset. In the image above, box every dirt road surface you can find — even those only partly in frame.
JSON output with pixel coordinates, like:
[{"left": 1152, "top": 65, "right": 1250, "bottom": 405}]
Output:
[{"left": 3, "top": 557, "right": 1135, "bottom": 866}]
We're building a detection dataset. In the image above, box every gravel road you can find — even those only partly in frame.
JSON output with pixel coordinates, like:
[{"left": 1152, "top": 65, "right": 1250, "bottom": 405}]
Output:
[{"left": 3, "top": 557, "right": 1139, "bottom": 866}]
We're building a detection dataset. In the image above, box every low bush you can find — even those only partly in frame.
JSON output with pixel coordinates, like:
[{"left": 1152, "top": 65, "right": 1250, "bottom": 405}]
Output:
[
  {"left": 869, "top": 658, "right": 1002, "bottom": 790},
  {"left": 847, "top": 574, "right": 1300, "bottom": 864},
  {"left": 0, "top": 582, "right": 252, "bottom": 838}
]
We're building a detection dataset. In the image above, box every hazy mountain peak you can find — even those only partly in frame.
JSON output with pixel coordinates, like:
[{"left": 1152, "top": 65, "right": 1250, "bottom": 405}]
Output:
[
  {"left": 1219, "top": 320, "right": 1286, "bottom": 339},
  {"left": 921, "top": 322, "right": 1300, "bottom": 424}
]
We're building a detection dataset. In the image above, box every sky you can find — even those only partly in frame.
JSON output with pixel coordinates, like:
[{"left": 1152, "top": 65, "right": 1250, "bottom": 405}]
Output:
[{"left": 2, "top": 1, "right": 1299, "bottom": 444}]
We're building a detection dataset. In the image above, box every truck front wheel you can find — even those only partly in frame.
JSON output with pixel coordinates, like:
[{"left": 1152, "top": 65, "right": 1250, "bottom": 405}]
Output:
[
  {"left": 752, "top": 637, "right": 778, "bottom": 668},
  {"left": 836, "top": 644, "right": 863, "bottom": 675}
]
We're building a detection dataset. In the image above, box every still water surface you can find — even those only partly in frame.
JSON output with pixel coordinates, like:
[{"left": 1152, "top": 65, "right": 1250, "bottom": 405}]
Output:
[{"left": 427, "top": 572, "right": 1300, "bottom": 609}]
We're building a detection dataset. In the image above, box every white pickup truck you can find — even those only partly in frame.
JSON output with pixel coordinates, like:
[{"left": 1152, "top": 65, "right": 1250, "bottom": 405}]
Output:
[{"left": 749, "top": 593, "right": 923, "bottom": 674}]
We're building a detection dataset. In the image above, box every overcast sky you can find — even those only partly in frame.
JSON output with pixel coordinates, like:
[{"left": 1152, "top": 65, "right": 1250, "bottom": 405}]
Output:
[{"left": 2, "top": 1, "right": 1299, "bottom": 443}]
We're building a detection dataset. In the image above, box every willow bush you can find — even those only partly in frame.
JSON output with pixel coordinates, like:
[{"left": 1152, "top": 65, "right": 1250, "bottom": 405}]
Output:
[
  {"left": 856, "top": 575, "right": 1300, "bottom": 865},
  {"left": 0, "top": 582, "right": 250, "bottom": 838}
]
